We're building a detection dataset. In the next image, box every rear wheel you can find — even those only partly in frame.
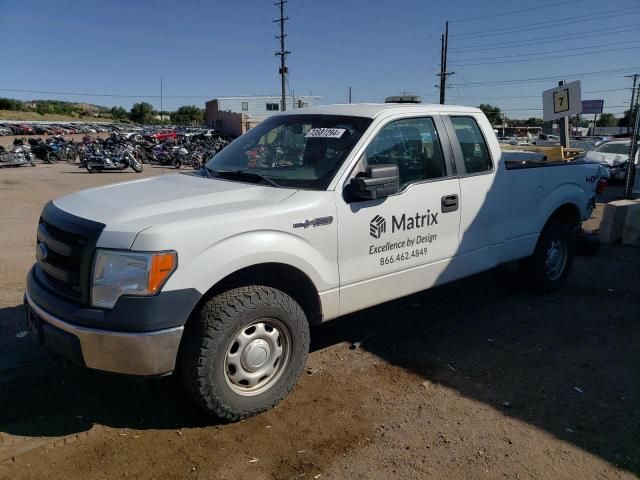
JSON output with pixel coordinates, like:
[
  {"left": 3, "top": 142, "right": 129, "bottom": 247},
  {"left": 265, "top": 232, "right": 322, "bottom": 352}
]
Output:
[
  {"left": 180, "top": 286, "right": 310, "bottom": 421},
  {"left": 522, "top": 221, "right": 574, "bottom": 292}
]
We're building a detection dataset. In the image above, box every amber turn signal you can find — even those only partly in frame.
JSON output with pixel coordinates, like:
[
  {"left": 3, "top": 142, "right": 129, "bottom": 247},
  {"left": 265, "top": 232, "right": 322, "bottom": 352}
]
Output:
[{"left": 148, "top": 252, "right": 177, "bottom": 293}]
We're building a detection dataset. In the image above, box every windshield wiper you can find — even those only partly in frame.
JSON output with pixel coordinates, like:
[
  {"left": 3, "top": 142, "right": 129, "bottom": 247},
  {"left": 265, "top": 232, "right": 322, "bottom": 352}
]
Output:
[{"left": 214, "top": 169, "right": 281, "bottom": 188}]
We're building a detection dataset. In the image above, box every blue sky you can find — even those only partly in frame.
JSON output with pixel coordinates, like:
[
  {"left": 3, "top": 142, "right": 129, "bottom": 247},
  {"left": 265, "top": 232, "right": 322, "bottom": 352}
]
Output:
[{"left": 0, "top": 0, "right": 638, "bottom": 118}]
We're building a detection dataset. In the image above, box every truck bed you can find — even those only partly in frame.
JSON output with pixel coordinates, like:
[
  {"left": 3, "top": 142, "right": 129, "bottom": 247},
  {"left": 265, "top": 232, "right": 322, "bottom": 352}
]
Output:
[{"left": 501, "top": 144, "right": 586, "bottom": 170}]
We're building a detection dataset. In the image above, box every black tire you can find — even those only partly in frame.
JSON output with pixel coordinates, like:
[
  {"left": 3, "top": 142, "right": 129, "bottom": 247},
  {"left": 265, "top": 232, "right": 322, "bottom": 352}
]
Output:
[
  {"left": 521, "top": 221, "right": 574, "bottom": 293},
  {"left": 45, "top": 151, "right": 56, "bottom": 164},
  {"left": 191, "top": 159, "right": 201, "bottom": 170},
  {"left": 173, "top": 159, "right": 182, "bottom": 169},
  {"left": 86, "top": 164, "right": 96, "bottom": 173},
  {"left": 180, "top": 286, "right": 310, "bottom": 421}
]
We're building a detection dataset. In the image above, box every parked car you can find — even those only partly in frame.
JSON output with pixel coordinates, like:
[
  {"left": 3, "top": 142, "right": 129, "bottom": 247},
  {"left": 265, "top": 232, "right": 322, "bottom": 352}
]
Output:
[
  {"left": 16, "top": 124, "right": 34, "bottom": 135},
  {"left": 25, "top": 103, "right": 607, "bottom": 421},
  {"left": 585, "top": 139, "right": 639, "bottom": 181},
  {"left": 149, "top": 129, "right": 177, "bottom": 141}
]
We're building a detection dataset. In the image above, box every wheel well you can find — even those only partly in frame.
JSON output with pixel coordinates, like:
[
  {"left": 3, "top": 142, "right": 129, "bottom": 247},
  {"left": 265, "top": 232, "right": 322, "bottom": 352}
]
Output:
[
  {"left": 194, "top": 263, "right": 323, "bottom": 325},
  {"left": 546, "top": 203, "right": 581, "bottom": 231}
]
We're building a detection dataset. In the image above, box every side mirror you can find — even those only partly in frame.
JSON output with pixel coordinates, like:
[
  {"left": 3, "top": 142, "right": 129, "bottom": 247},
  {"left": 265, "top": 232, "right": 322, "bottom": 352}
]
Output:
[{"left": 349, "top": 164, "right": 399, "bottom": 200}]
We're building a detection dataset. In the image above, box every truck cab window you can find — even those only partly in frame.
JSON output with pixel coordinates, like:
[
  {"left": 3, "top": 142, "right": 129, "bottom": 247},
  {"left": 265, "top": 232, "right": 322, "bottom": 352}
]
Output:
[
  {"left": 364, "top": 117, "right": 446, "bottom": 189},
  {"left": 450, "top": 116, "right": 492, "bottom": 174}
]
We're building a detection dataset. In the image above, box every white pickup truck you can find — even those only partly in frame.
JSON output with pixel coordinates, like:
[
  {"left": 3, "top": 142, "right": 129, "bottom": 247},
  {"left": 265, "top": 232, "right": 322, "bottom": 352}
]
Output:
[{"left": 25, "top": 103, "right": 605, "bottom": 420}]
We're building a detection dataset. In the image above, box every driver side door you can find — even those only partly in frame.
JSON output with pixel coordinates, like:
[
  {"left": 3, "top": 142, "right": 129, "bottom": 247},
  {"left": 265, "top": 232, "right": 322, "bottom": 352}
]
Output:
[{"left": 336, "top": 115, "right": 461, "bottom": 316}]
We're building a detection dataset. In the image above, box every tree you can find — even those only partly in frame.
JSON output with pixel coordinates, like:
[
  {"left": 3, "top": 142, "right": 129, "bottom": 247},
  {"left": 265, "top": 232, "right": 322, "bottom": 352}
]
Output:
[
  {"left": 171, "top": 105, "right": 203, "bottom": 126},
  {"left": 478, "top": 104, "right": 502, "bottom": 125},
  {"left": 129, "top": 102, "right": 155, "bottom": 124},
  {"left": 596, "top": 113, "right": 618, "bottom": 127},
  {"left": 110, "top": 106, "right": 128, "bottom": 120},
  {"left": 617, "top": 108, "right": 638, "bottom": 128},
  {"left": 525, "top": 117, "right": 543, "bottom": 126},
  {"left": 0, "top": 97, "right": 25, "bottom": 111}
]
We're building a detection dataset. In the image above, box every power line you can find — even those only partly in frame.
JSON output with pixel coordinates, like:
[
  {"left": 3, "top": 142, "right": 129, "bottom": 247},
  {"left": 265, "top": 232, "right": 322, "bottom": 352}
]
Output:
[
  {"left": 447, "top": 88, "right": 631, "bottom": 101},
  {"left": 454, "top": 41, "right": 628, "bottom": 62},
  {"left": 450, "top": 7, "right": 639, "bottom": 39},
  {"left": 452, "top": 46, "right": 637, "bottom": 67},
  {"left": 449, "top": 66, "right": 640, "bottom": 87},
  {"left": 449, "top": 0, "right": 580, "bottom": 23},
  {"left": 0, "top": 88, "right": 162, "bottom": 98},
  {"left": 0, "top": 88, "right": 302, "bottom": 100},
  {"left": 448, "top": 25, "right": 639, "bottom": 51}
]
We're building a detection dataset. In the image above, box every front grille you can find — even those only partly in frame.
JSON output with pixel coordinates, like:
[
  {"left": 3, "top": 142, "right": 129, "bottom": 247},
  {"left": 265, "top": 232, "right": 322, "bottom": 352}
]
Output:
[{"left": 34, "top": 202, "right": 104, "bottom": 304}]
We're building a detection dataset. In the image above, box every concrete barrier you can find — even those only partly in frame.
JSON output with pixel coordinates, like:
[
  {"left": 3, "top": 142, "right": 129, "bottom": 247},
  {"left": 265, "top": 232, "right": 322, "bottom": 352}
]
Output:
[
  {"left": 599, "top": 199, "right": 640, "bottom": 244},
  {"left": 622, "top": 201, "right": 640, "bottom": 246}
]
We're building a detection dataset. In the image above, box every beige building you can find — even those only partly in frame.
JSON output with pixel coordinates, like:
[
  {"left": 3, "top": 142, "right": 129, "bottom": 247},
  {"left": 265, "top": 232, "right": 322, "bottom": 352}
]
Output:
[{"left": 205, "top": 95, "right": 320, "bottom": 136}]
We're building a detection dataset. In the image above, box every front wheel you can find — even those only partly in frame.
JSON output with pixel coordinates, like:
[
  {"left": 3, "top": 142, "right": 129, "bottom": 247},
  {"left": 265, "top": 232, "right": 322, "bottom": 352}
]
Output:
[
  {"left": 180, "top": 286, "right": 310, "bottom": 421},
  {"left": 521, "top": 221, "right": 574, "bottom": 293},
  {"left": 130, "top": 159, "right": 143, "bottom": 173},
  {"left": 45, "top": 151, "right": 57, "bottom": 164}
]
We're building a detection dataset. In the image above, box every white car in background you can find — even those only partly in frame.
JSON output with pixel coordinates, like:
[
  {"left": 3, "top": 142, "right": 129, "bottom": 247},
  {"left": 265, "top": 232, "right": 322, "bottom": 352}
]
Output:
[{"left": 585, "top": 139, "right": 639, "bottom": 181}]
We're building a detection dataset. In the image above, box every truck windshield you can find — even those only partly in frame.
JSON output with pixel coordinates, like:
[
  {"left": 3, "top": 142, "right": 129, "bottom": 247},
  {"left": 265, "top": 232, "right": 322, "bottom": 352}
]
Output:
[{"left": 204, "top": 114, "right": 372, "bottom": 190}]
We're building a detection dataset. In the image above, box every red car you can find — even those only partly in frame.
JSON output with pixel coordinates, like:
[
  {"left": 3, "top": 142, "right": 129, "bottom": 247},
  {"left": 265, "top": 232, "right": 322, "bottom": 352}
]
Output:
[
  {"left": 151, "top": 129, "right": 177, "bottom": 141},
  {"left": 16, "top": 124, "right": 34, "bottom": 135}
]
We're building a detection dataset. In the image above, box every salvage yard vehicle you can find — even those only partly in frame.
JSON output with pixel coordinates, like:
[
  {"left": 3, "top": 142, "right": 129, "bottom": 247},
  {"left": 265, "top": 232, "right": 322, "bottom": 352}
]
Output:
[
  {"left": 585, "top": 139, "right": 639, "bottom": 181},
  {"left": 0, "top": 144, "right": 35, "bottom": 167},
  {"left": 84, "top": 143, "right": 144, "bottom": 173},
  {"left": 25, "top": 103, "right": 605, "bottom": 420}
]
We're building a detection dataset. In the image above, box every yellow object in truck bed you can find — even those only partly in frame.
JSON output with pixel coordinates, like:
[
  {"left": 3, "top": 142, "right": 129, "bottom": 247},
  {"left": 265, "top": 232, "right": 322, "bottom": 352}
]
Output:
[{"left": 500, "top": 144, "right": 584, "bottom": 162}]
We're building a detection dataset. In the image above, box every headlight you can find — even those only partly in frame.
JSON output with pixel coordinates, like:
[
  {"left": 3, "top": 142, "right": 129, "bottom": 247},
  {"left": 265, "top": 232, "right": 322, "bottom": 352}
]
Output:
[{"left": 91, "top": 250, "right": 177, "bottom": 309}]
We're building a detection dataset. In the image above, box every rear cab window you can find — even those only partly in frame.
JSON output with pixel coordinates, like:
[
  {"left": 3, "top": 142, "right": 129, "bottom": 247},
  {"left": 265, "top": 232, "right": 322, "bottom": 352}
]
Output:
[{"left": 449, "top": 116, "right": 493, "bottom": 175}]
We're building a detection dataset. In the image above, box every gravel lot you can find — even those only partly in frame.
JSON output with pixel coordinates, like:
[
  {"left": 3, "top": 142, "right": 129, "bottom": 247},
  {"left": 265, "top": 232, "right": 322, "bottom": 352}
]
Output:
[{"left": 0, "top": 163, "right": 638, "bottom": 479}]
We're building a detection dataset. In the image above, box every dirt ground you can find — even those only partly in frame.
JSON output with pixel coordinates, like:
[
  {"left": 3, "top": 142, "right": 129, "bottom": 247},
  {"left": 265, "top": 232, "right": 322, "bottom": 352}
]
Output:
[{"left": 0, "top": 162, "right": 638, "bottom": 479}]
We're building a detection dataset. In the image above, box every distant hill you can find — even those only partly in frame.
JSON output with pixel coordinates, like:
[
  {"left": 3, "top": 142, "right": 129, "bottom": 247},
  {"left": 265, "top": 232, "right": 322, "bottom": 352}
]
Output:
[{"left": 22, "top": 100, "right": 111, "bottom": 113}]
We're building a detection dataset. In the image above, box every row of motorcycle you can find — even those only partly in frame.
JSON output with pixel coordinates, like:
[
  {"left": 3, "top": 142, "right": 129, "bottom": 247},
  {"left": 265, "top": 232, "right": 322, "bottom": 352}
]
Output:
[{"left": 0, "top": 134, "right": 232, "bottom": 173}]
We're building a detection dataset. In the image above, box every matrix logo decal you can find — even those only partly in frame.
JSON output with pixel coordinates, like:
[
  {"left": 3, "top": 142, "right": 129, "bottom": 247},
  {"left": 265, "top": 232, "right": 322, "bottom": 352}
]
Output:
[{"left": 370, "top": 215, "right": 386, "bottom": 239}]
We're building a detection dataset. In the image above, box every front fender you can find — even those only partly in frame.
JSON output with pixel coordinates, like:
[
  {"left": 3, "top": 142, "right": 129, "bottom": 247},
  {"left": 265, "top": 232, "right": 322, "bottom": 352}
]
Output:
[{"left": 165, "top": 229, "right": 338, "bottom": 297}]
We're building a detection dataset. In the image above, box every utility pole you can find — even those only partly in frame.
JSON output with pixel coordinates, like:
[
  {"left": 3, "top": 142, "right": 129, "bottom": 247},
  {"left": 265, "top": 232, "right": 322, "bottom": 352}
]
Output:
[
  {"left": 348, "top": 86, "right": 352, "bottom": 104},
  {"left": 625, "top": 94, "right": 640, "bottom": 198},
  {"left": 437, "top": 21, "right": 453, "bottom": 105},
  {"left": 160, "top": 76, "right": 163, "bottom": 123},
  {"left": 274, "top": 0, "right": 290, "bottom": 111},
  {"left": 625, "top": 74, "right": 639, "bottom": 135}
]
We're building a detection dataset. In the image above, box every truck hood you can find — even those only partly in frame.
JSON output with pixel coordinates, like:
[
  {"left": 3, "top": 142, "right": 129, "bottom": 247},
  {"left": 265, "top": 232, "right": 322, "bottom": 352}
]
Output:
[{"left": 53, "top": 173, "right": 296, "bottom": 248}]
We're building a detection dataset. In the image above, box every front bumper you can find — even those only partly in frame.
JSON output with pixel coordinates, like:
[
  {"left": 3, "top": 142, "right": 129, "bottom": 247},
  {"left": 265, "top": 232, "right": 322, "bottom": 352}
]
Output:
[{"left": 24, "top": 289, "right": 184, "bottom": 376}]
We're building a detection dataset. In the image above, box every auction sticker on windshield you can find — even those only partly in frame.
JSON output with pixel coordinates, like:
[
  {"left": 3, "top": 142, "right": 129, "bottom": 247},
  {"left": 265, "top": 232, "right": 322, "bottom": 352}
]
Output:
[{"left": 305, "top": 128, "right": 346, "bottom": 138}]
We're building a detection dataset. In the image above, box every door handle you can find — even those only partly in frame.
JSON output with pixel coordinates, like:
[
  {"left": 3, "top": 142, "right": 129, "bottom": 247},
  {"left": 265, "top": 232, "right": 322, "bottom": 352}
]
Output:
[{"left": 441, "top": 194, "right": 459, "bottom": 213}]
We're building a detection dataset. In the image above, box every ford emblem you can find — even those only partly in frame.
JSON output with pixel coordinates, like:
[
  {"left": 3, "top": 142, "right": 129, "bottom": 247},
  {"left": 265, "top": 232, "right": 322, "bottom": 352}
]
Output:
[{"left": 36, "top": 243, "right": 48, "bottom": 263}]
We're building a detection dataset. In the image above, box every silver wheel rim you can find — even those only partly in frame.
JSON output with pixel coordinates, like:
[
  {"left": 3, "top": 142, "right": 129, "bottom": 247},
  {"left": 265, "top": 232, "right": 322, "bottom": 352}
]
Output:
[
  {"left": 545, "top": 238, "right": 567, "bottom": 281},
  {"left": 224, "top": 318, "right": 291, "bottom": 396}
]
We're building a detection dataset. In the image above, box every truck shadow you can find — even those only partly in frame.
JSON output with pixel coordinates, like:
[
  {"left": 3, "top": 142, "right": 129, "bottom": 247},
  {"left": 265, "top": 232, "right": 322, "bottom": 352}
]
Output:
[
  {"left": 312, "top": 248, "right": 640, "bottom": 475},
  {"left": 0, "top": 250, "right": 638, "bottom": 475}
]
